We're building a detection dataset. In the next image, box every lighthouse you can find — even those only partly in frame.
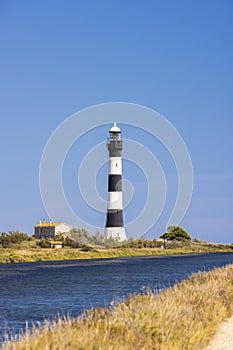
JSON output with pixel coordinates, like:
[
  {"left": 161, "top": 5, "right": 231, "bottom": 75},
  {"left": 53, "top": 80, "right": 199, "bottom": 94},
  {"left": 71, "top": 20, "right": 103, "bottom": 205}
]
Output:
[{"left": 105, "top": 122, "right": 127, "bottom": 241}]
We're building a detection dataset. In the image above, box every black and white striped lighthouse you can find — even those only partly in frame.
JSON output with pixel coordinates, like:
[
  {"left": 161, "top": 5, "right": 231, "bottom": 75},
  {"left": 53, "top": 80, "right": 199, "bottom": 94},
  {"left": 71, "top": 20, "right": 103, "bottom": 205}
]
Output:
[{"left": 105, "top": 122, "right": 127, "bottom": 241}]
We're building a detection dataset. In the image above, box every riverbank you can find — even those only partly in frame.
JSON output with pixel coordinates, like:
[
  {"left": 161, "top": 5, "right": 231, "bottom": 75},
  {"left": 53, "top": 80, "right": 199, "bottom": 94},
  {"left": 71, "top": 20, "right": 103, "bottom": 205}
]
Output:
[
  {"left": 0, "top": 242, "right": 232, "bottom": 264},
  {"left": 3, "top": 263, "right": 233, "bottom": 349}
]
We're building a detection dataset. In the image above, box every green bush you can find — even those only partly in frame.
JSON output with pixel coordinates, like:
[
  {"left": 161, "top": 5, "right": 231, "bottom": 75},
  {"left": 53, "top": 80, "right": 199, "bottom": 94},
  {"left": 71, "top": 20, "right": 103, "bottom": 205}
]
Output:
[
  {"left": 0, "top": 231, "right": 30, "bottom": 248},
  {"left": 122, "top": 238, "right": 163, "bottom": 249},
  {"left": 37, "top": 238, "right": 51, "bottom": 248},
  {"left": 0, "top": 233, "right": 10, "bottom": 248},
  {"left": 80, "top": 246, "right": 96, "bottom": 252}
]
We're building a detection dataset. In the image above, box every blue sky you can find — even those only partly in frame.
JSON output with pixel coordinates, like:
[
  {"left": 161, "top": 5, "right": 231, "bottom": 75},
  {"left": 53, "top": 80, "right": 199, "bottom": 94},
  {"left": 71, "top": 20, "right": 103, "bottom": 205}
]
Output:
[{"left": 0, "top": 1, "right": 233, "bottom": 243}]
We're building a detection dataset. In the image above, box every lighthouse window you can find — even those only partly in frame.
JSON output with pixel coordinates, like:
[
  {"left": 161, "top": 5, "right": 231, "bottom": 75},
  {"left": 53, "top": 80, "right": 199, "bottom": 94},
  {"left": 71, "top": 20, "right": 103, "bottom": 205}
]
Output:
[{"left": 116, "top": 163, "right": 118, "bottom": 167}]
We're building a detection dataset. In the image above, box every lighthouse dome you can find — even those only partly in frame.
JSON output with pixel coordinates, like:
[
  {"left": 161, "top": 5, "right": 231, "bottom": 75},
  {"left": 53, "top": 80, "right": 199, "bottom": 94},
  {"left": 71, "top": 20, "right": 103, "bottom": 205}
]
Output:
[{"left": 109, "top": 122, "right": 121, "bottom": 133}]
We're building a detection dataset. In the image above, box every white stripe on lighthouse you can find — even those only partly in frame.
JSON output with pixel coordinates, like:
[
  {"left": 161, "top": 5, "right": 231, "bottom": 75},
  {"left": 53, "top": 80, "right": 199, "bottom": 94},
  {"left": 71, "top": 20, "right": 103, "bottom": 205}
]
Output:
[
  {"left": 109, "top": 157, "right": 122, "bottom": 174},
  {"left": 107, "top": 192, "right": 123, "bottom": 210}
]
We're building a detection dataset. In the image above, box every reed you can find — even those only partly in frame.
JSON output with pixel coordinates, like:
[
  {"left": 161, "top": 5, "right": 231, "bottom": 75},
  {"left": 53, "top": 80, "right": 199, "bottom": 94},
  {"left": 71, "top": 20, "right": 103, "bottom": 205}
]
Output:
[{"left": 3, "top": 264, "right": 233, "bottom": 350}]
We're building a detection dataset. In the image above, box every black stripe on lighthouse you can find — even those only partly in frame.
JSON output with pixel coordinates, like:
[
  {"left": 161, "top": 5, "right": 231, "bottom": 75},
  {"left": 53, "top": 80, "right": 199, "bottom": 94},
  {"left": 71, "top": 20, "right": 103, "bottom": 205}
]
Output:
[
  {"left": 108, "top": 174, "right": 122, "bottom": 192},
  {"left": 106, "top": 209, "right": 124, "bottom": 227}
]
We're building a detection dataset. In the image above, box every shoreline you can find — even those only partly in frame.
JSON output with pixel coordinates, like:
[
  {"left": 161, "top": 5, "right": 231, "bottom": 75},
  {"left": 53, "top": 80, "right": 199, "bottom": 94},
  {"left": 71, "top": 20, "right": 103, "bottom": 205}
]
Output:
[{"left": 0, "top": 246, "right": 232, "bottom": 264}]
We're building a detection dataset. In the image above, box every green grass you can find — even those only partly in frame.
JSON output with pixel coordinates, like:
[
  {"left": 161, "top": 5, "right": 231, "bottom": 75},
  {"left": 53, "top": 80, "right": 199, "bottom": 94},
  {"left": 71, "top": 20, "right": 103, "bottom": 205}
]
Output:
[{"left": 3, "top": 264, "right": 233, "bottom": 349}]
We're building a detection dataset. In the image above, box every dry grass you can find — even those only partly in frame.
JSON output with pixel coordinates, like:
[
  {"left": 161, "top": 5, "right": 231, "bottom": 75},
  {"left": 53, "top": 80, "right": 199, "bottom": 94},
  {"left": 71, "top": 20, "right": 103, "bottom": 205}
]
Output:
[
  {"left": 0, "top": 247, "right": 166, "bottom": 263},
  {"left": 0, "top": 243, "right": 232, "bottom": 264},
  {"left": 3, "top": 264, "right": 233, "bottom": 350}
]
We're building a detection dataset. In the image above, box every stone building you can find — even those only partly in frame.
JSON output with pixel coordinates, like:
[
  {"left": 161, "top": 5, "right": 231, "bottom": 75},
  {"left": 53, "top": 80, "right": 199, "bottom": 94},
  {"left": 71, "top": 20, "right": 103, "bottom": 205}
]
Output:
[{"left": 34, "top": 221, "right": 72, "bottom": 239}]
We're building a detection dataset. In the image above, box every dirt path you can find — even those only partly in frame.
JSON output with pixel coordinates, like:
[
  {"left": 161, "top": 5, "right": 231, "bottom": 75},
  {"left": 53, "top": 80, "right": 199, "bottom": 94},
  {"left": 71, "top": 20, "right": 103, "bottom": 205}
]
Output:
[{"left": 205, "top": 316, "right": 233, "bottom": 350}]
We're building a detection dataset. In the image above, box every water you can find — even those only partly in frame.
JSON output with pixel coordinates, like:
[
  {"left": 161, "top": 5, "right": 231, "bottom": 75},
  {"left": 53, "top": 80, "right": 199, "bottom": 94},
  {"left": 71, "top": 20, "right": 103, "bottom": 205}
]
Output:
[{"left": 0, "top": 252, "right": 233, "bottom": 343}]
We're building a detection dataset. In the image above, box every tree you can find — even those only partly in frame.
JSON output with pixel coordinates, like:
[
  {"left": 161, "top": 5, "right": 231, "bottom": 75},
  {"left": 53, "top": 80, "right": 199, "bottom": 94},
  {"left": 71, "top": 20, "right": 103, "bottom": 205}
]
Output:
[{"left": 160, "top": 226, "right": 191, "bottom": 243}]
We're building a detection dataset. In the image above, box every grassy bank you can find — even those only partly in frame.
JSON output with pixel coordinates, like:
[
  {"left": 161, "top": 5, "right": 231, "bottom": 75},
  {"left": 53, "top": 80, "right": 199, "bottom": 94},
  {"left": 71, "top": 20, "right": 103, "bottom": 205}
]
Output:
[
  {"left": 0, "top": 242, "right": 232, "bottom": 264},
  {"left": 3, "top": 264, "right": 233, "bottom": 349}
]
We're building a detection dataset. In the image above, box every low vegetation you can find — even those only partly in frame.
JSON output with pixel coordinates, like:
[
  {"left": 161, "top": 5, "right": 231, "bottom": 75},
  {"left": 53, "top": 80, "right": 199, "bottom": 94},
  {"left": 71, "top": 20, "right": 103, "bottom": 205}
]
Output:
[
  {"left": 0, "top": 228, "right": 232, "bottom": 264},
  {"left": 3, "top": 264, "right": 233, "bottom": 350},
  {"left": 0, "top": 231, "right": 33, "bottom": 248}
]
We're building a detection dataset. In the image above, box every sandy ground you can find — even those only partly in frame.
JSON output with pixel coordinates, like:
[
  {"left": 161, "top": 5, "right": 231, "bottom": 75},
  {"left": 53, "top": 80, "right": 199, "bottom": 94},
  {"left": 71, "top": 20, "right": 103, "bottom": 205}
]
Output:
[{"left": 205, "top": 316, "right": 233, "bottom": 350}]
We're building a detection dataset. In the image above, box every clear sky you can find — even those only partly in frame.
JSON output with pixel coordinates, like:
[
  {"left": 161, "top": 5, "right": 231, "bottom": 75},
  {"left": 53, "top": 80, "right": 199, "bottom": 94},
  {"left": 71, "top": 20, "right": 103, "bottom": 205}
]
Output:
[{"left": 0, "top": 1, "right": 232, "bottom": 243}]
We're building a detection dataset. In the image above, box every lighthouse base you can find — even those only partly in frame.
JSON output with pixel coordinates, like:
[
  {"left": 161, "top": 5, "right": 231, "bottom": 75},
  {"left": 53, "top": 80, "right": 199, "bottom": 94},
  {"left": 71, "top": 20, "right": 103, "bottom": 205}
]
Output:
[{"left": 105, "top": 227, "right": 127, "bottom": 242}]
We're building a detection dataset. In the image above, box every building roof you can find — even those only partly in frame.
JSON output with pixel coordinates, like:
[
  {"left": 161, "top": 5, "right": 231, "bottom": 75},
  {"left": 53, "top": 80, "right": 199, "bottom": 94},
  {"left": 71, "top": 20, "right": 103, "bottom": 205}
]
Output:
[{"left": 34, "top": 222, "right": 72, "bottom": 228}]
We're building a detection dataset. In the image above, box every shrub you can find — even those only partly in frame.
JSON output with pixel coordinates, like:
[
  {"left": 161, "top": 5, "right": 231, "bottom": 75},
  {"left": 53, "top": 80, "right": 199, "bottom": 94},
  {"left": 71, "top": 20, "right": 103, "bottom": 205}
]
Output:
[
  {"left": 64, "top": 228, "right": 122, "bottom": 249},
  {"left": 192, "top": 237, "right": 201, "bottom": 243},
  {"left": 0, "top": 231, "right": 30, "bottom": 248},
  {"left": 80, "top": 246, "right": 96, "bottom": 252},
  {"left": 0, "top": 233, "right": 10, "bottom": 248},
  {"left": 37, "top": 239, "right": 51, "bottom": 248}
]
